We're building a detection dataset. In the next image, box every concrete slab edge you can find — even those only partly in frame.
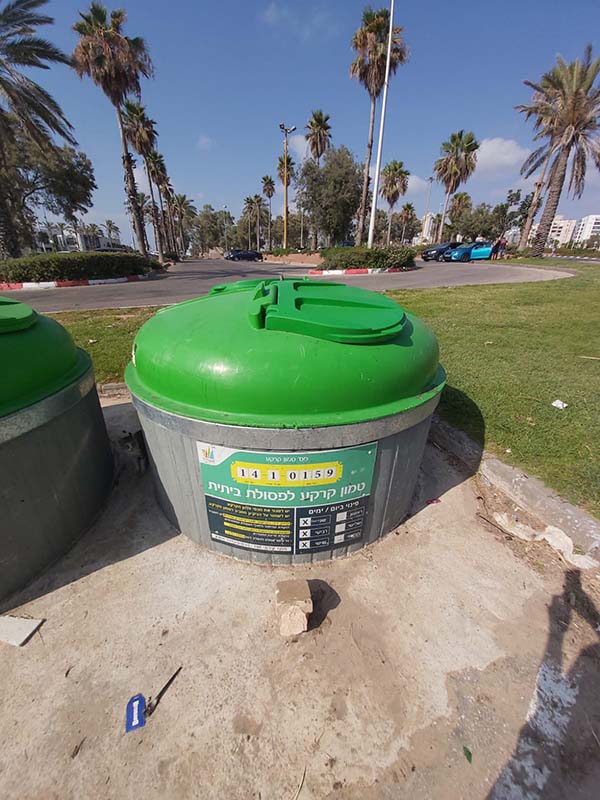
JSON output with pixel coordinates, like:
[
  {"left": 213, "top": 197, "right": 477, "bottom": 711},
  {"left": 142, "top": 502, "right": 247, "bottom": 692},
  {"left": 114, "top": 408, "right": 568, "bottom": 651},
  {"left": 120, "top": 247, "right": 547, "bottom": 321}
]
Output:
[{"left": 429, "top": 416, "right": 600, "bottom": 566}]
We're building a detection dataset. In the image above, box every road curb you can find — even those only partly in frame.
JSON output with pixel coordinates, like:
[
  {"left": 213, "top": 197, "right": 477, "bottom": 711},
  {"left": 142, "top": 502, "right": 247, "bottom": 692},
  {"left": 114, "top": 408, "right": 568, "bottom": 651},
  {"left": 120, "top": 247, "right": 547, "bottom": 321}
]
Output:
[
  {"left": 307, "top": 267, "right": 406, "bottom": 276},
  {"left": 0, "top": 269, "right": 169, "bottom": 292}
]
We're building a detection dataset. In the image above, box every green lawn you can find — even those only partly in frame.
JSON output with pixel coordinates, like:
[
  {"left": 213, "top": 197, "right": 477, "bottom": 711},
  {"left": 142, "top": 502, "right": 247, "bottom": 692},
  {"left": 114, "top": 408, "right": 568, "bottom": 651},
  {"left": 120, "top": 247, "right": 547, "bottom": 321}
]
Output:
[{"left": 53, "top": 261, "right": 600, "bottom": 517}]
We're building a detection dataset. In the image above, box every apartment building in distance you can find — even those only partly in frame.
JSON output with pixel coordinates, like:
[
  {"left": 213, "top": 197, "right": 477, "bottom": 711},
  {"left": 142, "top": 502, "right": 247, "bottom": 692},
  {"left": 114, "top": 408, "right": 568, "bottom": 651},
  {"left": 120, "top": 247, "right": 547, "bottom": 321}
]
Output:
[
  {"left": 573, "top": 214, "right": 600, "bottom": 245},
  {"left": 529, "top": 215, "right": 577, "bottom": 246}
]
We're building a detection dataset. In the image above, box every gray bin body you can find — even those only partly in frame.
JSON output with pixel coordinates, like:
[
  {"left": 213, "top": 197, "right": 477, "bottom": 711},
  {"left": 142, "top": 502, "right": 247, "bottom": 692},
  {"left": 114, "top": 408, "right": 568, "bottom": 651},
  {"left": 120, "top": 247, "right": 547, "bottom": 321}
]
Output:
[
  {"left": 0, "top": 369, "right": 113, "bottom": 601},
  {"left": 132, "top": 393, "right": 439, "bottom": 565}
]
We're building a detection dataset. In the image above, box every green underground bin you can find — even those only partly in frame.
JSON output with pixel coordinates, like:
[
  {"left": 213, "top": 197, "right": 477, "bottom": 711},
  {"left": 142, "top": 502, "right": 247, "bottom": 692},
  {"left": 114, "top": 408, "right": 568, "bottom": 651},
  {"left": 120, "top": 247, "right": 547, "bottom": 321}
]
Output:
[
  {"left": 125, "top": 278, "right": 446, "bottom": 564},
  {"left": 0, "top": 297, "right": 113, "bottom": 601}
]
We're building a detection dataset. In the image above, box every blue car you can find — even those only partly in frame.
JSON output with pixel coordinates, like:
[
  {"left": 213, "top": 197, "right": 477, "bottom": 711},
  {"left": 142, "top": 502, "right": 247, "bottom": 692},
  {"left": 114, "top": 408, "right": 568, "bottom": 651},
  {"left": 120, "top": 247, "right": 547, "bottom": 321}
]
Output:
[{"left": 445, "top": 242, "right": 493, "bottom": 262}]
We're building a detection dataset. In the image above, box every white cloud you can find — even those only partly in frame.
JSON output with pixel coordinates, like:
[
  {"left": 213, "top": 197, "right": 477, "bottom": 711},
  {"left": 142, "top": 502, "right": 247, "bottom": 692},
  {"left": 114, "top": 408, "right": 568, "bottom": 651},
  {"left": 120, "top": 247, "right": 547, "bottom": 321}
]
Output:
[
  {"left": 406, "top": 175, "right": 430, "bottom": 195},
  {"left": 289, "top": 133, "right": 308, "bottom": 161},
  {"left": 476, "top": 138, "right": 530, "bottom": 174},
  {"left": 197, "top": 134, "right": 213, "bottom": 152},
  {"left": 261, "top": 2, "right": 337, "bottom": 41}
]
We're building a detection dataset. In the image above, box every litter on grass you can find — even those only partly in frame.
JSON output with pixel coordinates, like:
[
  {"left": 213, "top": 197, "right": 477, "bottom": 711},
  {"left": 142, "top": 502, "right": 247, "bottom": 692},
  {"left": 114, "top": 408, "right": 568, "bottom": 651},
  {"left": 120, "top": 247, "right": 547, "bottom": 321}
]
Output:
[{"left": 552, "top": 399, "right": 568, "bottom": 410}]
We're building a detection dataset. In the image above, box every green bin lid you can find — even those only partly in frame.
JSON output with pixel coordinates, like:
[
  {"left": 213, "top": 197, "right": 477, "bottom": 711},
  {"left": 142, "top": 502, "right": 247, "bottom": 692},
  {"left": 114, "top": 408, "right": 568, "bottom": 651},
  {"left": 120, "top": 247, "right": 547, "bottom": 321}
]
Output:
[
  {"left": 125, "top": 279, "right": 445, "bottom": 428},
  {"left": 0, "top": 296, "right": 91, "bottom": 418}
]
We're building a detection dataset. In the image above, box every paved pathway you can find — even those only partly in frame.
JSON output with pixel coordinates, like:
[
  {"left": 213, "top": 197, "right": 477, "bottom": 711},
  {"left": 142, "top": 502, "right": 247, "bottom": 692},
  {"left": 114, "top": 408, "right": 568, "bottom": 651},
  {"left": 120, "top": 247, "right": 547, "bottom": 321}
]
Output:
[{"left": 11, "top": 258, "right": 573, "bottom": 313}]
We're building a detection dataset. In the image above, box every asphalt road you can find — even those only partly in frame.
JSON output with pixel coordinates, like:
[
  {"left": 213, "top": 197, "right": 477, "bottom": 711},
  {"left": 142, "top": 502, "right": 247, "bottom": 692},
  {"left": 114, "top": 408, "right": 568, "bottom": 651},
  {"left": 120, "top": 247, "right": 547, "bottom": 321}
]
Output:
[{"left": 11, "top": 258, "right": 573, "bottom": 313}]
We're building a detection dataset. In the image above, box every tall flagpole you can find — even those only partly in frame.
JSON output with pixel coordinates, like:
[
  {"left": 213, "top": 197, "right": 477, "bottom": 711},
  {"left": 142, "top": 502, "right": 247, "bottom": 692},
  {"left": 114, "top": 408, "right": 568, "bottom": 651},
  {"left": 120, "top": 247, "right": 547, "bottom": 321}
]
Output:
[{"left": 367, "top": 0, "right": 395, "bottom": 249}]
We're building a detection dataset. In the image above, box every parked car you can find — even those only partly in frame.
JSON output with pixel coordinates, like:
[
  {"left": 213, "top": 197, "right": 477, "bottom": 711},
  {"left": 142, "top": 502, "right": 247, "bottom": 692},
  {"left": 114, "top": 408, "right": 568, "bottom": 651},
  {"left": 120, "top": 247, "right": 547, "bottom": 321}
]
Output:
[
  {"left": 421, "top": 242, "right": 462, "bottom": 262},
  {"left": 444, "top": 242, "right": 493, "bottom": 262},
  {"left": 224, "top": 249, "right": 263, "bottom": 262}
]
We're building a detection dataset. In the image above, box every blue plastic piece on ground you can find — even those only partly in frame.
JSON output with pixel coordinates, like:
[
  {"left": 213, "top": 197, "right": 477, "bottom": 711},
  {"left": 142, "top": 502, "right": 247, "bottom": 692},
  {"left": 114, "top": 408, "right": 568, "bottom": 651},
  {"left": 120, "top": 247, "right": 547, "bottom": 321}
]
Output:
[{"left": 125, "top": 693, "right": 146, "bottom": 732}]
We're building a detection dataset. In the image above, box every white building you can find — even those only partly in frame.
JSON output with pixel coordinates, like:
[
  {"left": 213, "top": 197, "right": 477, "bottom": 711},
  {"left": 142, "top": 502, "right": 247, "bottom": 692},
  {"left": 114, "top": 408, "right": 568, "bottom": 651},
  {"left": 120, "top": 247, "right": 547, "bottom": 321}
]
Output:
[
  {"left": 573, "top": 214, "right": 600, "bottom": 245},
  {"left": 420, "top": 212, "right": 436, "bottom": 243},
  {"left": 529, "top": 215, "right": 576, "bottom": 246}
]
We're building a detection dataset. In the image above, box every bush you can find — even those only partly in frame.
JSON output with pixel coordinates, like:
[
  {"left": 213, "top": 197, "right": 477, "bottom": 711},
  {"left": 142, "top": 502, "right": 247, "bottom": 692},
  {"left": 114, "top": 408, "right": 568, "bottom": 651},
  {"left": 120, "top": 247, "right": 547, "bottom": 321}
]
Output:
[
  {"left": 268, "top": 248, "right": 318, "bottom": 256},
  {"left": 0, "top": 251, "right": 154, "bottom": 282},
  {"left": 319, "top": 245, "right": 416, "bottom": 271},
  {"left": 162, "top": 251, "right": 179, "bottom": 263}
]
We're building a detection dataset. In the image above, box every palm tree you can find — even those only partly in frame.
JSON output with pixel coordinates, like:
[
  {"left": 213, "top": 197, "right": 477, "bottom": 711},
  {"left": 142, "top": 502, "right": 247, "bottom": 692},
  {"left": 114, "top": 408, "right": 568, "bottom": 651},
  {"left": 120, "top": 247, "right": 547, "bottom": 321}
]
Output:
[
  {"left": 398, "top": 202, "right": 417, "bottom": 242},
  {"left": 103, "top": 219, "right": 120, "bottom": 245},
  {"left": 277, "top": 154, "right": 295, "bottom": 188},
  {"left": 305, "top": 110, "right": 332, "bottom": 164},
  {"left": 517, "top": 46, "right": 600, "bottom": 257},
  {"left": 350, "top": 6, "right": 409, "bottom": 246},
  {"left": 379, "top": 160, "right": 409, "bottom": 245},
  {"left": 121, "top": 99, "right": 165, "bottom": 262},
  {"left": 72, "top": 3, "right": 153, "bottom": 258},
  {"left": 434, "top": 130, "right": 479, "bottom": 242},
  {"left": 134, "top": 191, "right": 150, "bottom": 250},
  {"left": 252, "top": 194, "right": 265, "bottom": 251},
  {"left": 41, "top": 219, "right": 56, "bottom": 250},
  {"left": 448, "top": 191, "right": 472, "bottom": 235},
  {"left": 243, "top": 195, "right": 254, "bottom": 249},
  {"left": 262, "top": 175, "right": 275, "bottom": 251},
  {"left": 172, "top": 193, "right": 196, "bottom": 256},
  {"left": 0, "top": 0, "right": 75, "bottom": 258},
  {"left": 56, "top": 221, "right": 68, "bottom": 248},
  {"left": 147, "top": 150, "right": 175, "bottom": 253}
]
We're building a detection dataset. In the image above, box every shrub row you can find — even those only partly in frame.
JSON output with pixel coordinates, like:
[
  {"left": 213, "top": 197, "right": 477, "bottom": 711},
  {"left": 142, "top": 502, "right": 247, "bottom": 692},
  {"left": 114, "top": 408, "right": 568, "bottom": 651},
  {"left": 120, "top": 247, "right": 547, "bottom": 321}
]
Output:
[
  {"left": 268, "top": 247, "right": 319, "bottom": 256},
  {"left": 0, "top": 251, "right": 155, "bottom": 282},
  {"left": 319, "top": 245, "right": 417, "bottom": 271}
]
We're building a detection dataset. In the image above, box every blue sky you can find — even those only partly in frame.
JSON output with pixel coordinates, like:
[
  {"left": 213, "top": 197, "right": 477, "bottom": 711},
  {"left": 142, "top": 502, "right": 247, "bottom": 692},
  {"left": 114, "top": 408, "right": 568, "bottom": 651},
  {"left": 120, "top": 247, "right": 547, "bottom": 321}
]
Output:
[{"left": 41, "top": 0, "right": 600, "bottom": 244}]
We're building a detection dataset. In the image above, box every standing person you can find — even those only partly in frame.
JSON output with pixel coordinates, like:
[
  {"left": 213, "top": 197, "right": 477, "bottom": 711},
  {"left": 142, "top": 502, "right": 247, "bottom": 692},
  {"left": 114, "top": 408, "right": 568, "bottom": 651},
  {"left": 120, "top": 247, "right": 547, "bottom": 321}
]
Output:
[
  {"left": 499, "top": 236, "right": 507, "bottom": 258},
  {"left": 491, "top": 237, "right": 501, "bottom": 260}
]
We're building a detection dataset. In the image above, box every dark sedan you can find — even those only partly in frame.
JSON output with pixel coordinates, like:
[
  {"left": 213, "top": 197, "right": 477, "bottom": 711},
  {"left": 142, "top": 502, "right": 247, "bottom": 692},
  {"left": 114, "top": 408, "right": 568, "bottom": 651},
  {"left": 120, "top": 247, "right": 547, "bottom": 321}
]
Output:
[
  {"left": 224, "top": 249, "right": 263, "bottom": 262},
  {"left": 421, "top": 242, "right": 462, "bottom": 262}
]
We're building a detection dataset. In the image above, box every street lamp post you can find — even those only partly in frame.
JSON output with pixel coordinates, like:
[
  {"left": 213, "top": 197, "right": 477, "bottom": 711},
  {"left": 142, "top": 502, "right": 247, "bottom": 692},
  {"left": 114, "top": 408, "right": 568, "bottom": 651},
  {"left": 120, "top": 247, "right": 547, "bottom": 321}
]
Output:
[
  {"left": 279, "top": 123, "right": 296, "bottom": 250},
  {"left": 367, "top": 0, "right": 395, "bottom": 249}
]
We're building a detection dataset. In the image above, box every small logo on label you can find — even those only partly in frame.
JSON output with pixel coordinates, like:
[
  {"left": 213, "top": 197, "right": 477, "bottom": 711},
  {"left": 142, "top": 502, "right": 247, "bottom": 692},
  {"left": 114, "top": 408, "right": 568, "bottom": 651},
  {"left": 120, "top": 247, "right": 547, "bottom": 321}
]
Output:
[{"left": 200, "top": 445, "right": 216, "bottom": 463}]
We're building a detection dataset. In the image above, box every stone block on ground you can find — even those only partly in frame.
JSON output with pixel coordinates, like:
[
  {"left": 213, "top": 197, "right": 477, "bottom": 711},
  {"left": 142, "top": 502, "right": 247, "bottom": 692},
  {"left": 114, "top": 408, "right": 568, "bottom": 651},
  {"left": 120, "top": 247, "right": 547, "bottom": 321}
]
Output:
[{"left": 276, "top": 579, "right": 313, "bottom": 636}]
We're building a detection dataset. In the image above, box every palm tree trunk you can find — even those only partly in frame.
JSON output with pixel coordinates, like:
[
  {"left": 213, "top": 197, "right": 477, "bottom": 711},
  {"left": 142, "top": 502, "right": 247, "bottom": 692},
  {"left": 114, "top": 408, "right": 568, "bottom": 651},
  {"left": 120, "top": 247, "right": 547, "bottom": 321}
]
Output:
[
  {"left": 518, "top": 152, "right": 551, "bottom": 251},
  {"left": 532, "top": 148, "right": 569, "bottom": 258},
  {"left": 143, "top": 158, "right": 164, "bottom": 264},
  {"left": 256, "top": 210, "right": 260, "bottom": 252},
  {"left": 178, "top": 217, "right": 186, "bottom": 257},
  {"left": 156, "top": 190, "right": 168, "bottom": 253},
  {"left": 386, "top": 209, "right": 392, "bottom": 246},
  {"left": 116, "top": 106, "right": 147, "bottom": 258},
  {"left": 248, "top": 217, "right": 251, "bottom": 250},
  {"left": 437, "top": 192, "right": 451, "bottom": 242},
  {"left": 401, "top": 222, "right": 406, "bottom": 242},
  {"left": 356, "top": 94, "right": 377, "bottom": 246},
  {"left": 268, "top": 198, "right": 272, "bottom": 251}
]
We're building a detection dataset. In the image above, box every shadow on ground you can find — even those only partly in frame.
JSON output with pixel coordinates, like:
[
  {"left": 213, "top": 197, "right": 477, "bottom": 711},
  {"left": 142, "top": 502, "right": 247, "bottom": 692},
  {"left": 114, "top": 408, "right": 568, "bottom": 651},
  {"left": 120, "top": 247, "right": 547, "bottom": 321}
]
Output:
[
  {"left": 489, "top": 569, "right": 600, "bottom": 798},
  {"left": 0, "top": 401, "right": 176, "bottom": 613},
  {"left": 409, "top": 385, "right": 485, "bottom": 518}
]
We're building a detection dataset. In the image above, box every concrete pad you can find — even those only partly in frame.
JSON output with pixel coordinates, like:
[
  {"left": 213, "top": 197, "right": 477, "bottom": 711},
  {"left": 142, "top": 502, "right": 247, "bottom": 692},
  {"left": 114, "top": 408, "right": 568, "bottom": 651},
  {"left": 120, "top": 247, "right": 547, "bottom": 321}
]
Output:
[{"left": 0, "top": 401, "right": 599, "bottom": 799}]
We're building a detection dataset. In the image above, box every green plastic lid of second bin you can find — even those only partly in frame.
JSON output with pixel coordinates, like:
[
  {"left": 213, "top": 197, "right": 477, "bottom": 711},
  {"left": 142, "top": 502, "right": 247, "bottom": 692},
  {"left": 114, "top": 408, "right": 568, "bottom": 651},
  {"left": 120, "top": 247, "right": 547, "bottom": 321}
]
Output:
[
  {"left": 0, "top": 296, "right": 90, "bottom": 418},
  {"left": 125, "top": 278, "right": 446, "bottom": 428}
]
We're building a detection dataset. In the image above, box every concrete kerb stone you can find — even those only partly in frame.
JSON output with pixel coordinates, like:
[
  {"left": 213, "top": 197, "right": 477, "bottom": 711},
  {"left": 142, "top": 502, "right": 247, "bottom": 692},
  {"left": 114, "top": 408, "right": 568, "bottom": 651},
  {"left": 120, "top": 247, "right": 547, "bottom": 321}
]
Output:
[
  {"left": 95, "top": 390, "right": 600, "bottom": 567},
  {"left": 429, "top": 415, "right": 600, "bottom": 567}
]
